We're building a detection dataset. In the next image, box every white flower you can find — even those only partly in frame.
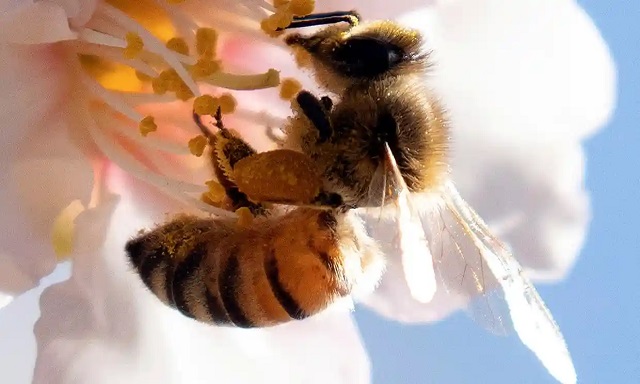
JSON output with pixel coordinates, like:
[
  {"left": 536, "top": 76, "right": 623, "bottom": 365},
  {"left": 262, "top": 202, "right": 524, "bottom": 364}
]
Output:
[{"left": 0, "top": 0, "right": 615, "bottom": 383}]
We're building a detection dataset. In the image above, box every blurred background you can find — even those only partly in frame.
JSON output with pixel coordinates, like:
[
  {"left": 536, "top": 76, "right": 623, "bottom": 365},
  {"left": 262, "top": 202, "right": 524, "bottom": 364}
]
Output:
[
  {"left": 1, "top": 1, "right": 637, "bottom": 383},
  {"left": 355, "top": 1, "right": 640, "bottom": 383}
]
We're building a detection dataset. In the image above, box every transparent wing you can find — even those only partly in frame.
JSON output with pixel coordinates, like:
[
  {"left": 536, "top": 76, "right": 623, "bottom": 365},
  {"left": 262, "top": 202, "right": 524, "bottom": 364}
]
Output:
[
  {"left": 365, "top": 144, "right": 437, "bottom": 303},
  {"left": 425, "top": 180, "right": 576, "bottom": 384}
]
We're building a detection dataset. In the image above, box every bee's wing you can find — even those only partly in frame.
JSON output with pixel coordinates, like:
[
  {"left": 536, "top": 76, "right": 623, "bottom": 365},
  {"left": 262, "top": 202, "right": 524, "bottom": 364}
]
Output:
[
  {"left": 428, "top": 180, "right": 576, "bottom": 384},
  {"left": 367, "top": 144, "right": 437, "bottom": 303}
]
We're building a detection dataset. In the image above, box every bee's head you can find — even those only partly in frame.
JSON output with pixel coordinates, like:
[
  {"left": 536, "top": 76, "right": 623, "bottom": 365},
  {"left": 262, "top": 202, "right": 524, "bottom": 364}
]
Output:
[{"left": 285, "top": 19, "right": 429, "bottom": 93}]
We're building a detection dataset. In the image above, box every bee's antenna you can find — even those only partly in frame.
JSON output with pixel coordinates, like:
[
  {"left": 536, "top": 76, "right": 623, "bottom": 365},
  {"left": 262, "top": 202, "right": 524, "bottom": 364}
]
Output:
[
  {"left": 192, "top": 110, "right": 215, "bottom": 141},
  {"left": 277, "top": 10, "right": 360, "bottom": 31}
]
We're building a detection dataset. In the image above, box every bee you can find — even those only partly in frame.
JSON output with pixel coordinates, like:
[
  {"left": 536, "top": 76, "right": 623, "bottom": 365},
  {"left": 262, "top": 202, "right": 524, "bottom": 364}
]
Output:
[
  {"left": 126, "top": 110, "right": 385, "bottom": 328},
  {"left": 125, "top": 207, "right": 384, "bottom": 328},
  {"left": 268, "top": 11, "right": 576, "bottom": 384},
  {"left": 192, "top": 108, "right": 267, "bottom": 216}
]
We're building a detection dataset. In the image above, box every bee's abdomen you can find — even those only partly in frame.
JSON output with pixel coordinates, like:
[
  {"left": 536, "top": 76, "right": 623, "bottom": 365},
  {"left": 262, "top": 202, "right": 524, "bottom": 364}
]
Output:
[
  {"left": 125, "top": 218, "right": 236, "bottom": 326},
  {"left": 125, "top": 210, "right": 361, "bottom": 328}
]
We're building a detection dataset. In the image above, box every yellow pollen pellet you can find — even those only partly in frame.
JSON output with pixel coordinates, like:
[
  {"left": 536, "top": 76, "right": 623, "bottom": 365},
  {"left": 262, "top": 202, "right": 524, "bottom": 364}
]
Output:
[
  {"left": 235, "top": 207, "right": 254, "bottom": 227},
  {"left": 167, "top": 0, "right": 186, "bottom": 3},
  {"left": 218, "top": 93, "right": 237, "bottom": 114},
  {"left": 123, "top": 32, "right": 144, "bottom": 59},
  {"left": 279, "top": 78, "right": 302, "bottom": 100},
  {"left": 205, "top": 180, "right": 226, "bottom": 202},
  {"left": 289, "top": 0, "right": 314, "bottom": 16},
  {"left": 189, "top": 58, "right": 221, "bottom": 79},
  {"left": 139, "top": 116, "right": 157, "bottom": 137},
  {"left": 188, "top": 135, "right": 208, "bottom": 157},
  {"left": 193, "top": 94, "right": 219, "bottom": 116},
  {"left": 286, "top": 173, "right": 298, "bottom": 185},
  {"left": 273, "top": 0, "right": 288, "bottom": 7},
  {"left": 166, "top": 37, "right": 189, "bottom": 55},
  {"left": 196, "top": 28, "right": 218, "bottom": 59}
]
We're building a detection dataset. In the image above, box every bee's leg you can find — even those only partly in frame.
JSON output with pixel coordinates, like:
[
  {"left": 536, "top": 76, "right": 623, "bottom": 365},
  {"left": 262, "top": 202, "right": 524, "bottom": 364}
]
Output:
[
  {"left": 296, "top": 90, "right": 333, "bottom": 143},
  {"left": 192, "top": 110, "right": 215, "bottom": 142},
  {"left": 195, "top": 108, "right": 267, "bottom": 216}
]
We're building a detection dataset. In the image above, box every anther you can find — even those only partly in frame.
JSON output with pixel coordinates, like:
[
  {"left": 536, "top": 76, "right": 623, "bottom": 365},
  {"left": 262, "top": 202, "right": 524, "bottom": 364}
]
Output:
[
  {"left": 123, "top": 32, "right": 144, "bottom": 59},
  {"left": 166, "top": 37, "right": 189, "bottom": 55},
  {"left": 139, "top": 116, "right": 157, "bottom": 136},
  {"left": 196, "top": 28, "right": 218, "bottom": 59},
  {"left": 219, "top": 93, "right": 237, "bottom": 114},
  {"left": 279, "top": 78, "right": 302, "bottom": 100},
  {"left": 188, "top": 135, "right": 208, "bottom": 157},
  {"left": 193, "top": 95, "right": 220, "bottom": 116},
  {"left": 289, "top": 0, "right": 315, "bottom": 16}
]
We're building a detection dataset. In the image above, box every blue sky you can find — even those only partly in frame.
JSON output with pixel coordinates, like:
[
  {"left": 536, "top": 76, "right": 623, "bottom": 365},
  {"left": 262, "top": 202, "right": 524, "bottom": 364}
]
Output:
[{"left": 355, "top": 1, "right": 640, "bottom": 383}]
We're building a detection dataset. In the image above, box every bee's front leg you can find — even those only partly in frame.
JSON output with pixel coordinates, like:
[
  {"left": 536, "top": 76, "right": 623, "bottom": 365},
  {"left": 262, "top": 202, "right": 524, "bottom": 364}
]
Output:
[{"left": 296, "top": 90, "right": 333, "bottom": 143}]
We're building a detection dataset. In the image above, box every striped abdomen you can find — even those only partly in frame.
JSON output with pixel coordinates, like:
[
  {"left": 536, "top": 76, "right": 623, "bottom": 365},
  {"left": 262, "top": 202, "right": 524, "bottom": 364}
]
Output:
[{"left": 125, "top": 208, "right": 383, "bottom": 328}]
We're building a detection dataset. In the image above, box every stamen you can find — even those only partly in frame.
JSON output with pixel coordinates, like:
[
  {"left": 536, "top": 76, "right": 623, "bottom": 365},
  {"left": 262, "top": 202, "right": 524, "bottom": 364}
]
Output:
[
  {"left": 156, "top": 0, "right": 199, "bottom": 40},
  {"left": 139, "top": 116, "right": 158, "bottom": 136},
  {"left": 123, "top": 32, "right": 145, "bottom": 59},
  {"left": 202, "top": 68, "right": 281, "bottom": 90},
  {"left": 235, "top": 0, "right": 272, "bottom": 21},
  {"left": 73, "top": 42, "right": 159, "bottom": 77},
  {"left": 289, "top": 0, "right": 315, "bottom": 16},
  {"left": 196, "top": 28, "right": 218, "bottom": 59},
  {"left": 219, "top": 93, "right": 237, "bottom": 114},
  {"left": 279, "top": 78, "right": 302, "bottom": 100},
  {"left": 98, "top": 3, "right": 201, "bottom": 97},
  {"left": 193, "top": 95, "right": 219, "bottom": 116},
  {"left": 166, "top": 37, "right": 190, "bottom": 55},
  {"left": 94, "top": 110, "right": 192, "bottom": 155},
  {"left": 78, "top": 28, "right": 126, "bottom": 48},
  {"left": 189, "top": 59, "right": 221, "bottom": 79},
  {"left": 81, "top": 73, "right": 143, "bottom": 121},
  {"left": 86, "top": 113, "right": 234, "bottom": 217},
  {"left": 116, "top": 90, "right": 176, "bottom": 105},
  {"left": 188, "top": 135, "right": 208, "bottom": 157}
]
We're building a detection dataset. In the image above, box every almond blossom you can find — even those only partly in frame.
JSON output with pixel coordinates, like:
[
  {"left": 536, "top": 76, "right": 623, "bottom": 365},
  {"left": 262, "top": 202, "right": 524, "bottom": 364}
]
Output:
[{"left": 0, "top": 0, "right": 615, "bottom": 383}]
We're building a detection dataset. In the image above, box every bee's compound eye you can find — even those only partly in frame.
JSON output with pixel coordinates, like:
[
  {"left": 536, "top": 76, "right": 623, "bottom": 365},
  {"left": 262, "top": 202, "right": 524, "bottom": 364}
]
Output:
[{"left": 334, "top": 36, "right": 403, "bottom": 77}]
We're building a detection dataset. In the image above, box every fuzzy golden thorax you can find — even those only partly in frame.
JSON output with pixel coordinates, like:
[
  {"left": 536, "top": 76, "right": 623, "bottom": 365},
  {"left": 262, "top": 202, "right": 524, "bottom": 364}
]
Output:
[{"left": 286, "top": 77, "right": 449, "bottom": 207}]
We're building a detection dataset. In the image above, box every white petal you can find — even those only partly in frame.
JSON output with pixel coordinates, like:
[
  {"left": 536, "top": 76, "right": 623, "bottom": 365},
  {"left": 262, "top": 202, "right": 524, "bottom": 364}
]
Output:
[
  {"left": 32, "top": 170, "right": 370, "bottom": 384},
  {"left": 400, "top": 0, "right": 616, "bottom": 140},
  {"left": 0, "top": 1, "right": 77, "bottom": 44},
  {"left": 0, "top": 35, "right": 93, "bottom": 305}
]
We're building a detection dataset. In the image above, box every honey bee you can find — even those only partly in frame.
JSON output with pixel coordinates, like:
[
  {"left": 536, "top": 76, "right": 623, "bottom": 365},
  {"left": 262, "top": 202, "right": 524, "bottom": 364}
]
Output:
[
  {"left": 271, "top": 11, "right": 576, "bottom": 384},
  {"left": 126, "top": 109, "right": 385, "bottom": 328},
  {"left": 125, "top": 207, "right": 384, "bottom": 328},
  {"left": 192, "top": 108, "right": 267, "bottom": 216}
]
